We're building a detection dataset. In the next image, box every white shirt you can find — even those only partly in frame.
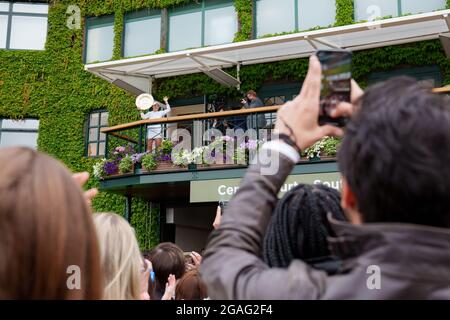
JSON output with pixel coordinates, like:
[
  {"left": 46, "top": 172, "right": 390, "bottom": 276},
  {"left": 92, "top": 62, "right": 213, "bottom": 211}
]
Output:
[{"left": 141, "top": 103, "right": 171, "bottom": 121}]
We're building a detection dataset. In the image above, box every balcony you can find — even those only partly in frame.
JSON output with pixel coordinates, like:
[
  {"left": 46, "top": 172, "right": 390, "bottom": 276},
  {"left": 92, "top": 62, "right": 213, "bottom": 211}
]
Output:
[{"left": 94, "top": 106, "right": 340, "bottom": 203}]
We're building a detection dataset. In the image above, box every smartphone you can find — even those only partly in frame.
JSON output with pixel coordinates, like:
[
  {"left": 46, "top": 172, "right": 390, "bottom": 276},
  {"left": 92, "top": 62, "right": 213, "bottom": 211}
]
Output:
[
  {"left": 184, "top": 252, "right": 194, "bottom": 265},
  {"left": 218, "top": 201, "right": 228, "bottom": 214},
  {"left": 316, "top": 49, "right": 352, "bottom": 127}
]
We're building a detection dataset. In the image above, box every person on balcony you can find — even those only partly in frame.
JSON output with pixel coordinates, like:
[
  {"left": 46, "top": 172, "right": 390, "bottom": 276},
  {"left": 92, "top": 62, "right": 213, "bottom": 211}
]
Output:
[
  {"left": 140, "top": 96, "right": 171, "bottom": 153},
  {"left": 241, "top": 90, "right": 267, "bottom": 132}
]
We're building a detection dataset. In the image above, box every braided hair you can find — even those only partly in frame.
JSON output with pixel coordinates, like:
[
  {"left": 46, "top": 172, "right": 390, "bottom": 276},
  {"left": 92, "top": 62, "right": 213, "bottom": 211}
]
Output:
[{"left": 263, "top": 183, "right": 346, "bottom": 268}]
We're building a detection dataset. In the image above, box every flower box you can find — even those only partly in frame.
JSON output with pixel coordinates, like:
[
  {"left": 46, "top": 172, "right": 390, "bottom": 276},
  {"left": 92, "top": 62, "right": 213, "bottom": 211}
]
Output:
[
  {"left": 198, "top": 163, "right": 247, "bottom": 170},
  {"left": 140, "top": 161, "right": 185, "bottom": 173}
]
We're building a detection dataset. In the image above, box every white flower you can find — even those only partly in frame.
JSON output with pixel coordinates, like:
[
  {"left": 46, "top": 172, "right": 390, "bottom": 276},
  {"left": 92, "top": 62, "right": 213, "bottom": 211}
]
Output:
[{"left": 93, "top": 158, "right": 107, "bottom": 179}]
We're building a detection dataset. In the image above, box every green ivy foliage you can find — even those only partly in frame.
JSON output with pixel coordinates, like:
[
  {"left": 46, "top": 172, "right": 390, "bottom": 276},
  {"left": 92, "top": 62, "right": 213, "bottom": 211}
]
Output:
[
  {"left": 0, "top": 0, "right": 448, "bottom": 251},
  {"left": 234, "top": 0, "right": 253, "bottom": 42},
  {"left": 335, "top": 0, "right": 353, "bottom": 26}
]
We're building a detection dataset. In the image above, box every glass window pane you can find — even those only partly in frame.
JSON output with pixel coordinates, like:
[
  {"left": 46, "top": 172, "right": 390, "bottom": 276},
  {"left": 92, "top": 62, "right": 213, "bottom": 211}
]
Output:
[
  {"left": 0, "top": 132, "right": 38, "bottom": 149},
  {"left": 124, "top": 15, "right": 161, "bottom": 57},
  {"left": 0, "top": 2, "right": 9, "bottom": 12},
  {"left": 400, "top": 0, "right": 446, "bottom": 14},
  {"left": 354, "top": 0, "right": 398, "bottom": 21},
  {"left": 98, "top": 142, "right": 106, "bottom": 156},
  {"left": 0, "top": 15, "right": 7, "bottom": 48},
  {"left": 100, "top": 112, "right": 109, "bottom": 126},
  {"left": 12, "top": 3, "right": 48, "bottom": 14},
  {"left": 169, "top": 11, "right": 202, "bottom": 51},
  {"left": 1, "top": 119, "right": 39, "bottom": 130},
  {"left": 90, "top": 112, "right": 99, "bottom": 126},
  {"left": 256, "top": 0, "right": 295, "bottom": 37},
  {"left": 298, "top": 0, "right": 336, "bottom": 30},
  {"left": 204, "top": 6, "right": 237, "bottom": 46},
  {"left": 88, "top": 143, "right": 98, "bottom": 156},
  {"left": 9, "top": 16, "right": 48, "bottom": 50},
  {"left": 89, "top": 128, "right": 98, "bottom": 141},
  {"left": 99, "top": 132, "right": 106, "bottom": 141},
  {"left": 86, "top": 24, "right": 114, "bottom": 63}
]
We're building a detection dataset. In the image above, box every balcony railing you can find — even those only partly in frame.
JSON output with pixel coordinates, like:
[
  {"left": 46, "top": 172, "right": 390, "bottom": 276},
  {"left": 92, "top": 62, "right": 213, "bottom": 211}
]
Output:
[
  {"left": 96, "top": 105, "right": 340, "bottom": 179},
  {"left": 102, "top": 106, "right": 277, "bottom": 153}
]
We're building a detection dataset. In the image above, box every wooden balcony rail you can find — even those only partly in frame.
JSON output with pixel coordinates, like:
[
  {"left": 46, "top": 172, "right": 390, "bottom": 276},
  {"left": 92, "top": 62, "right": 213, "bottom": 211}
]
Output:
[
  {"left": 101, "top": 87, "right": 449, "bottom": 136},
  {"left": 101, "top": 105, "right": 280, "bottom": 134},
  {"left": 432, "top": 86, "right": 450, "bottom": 94}
]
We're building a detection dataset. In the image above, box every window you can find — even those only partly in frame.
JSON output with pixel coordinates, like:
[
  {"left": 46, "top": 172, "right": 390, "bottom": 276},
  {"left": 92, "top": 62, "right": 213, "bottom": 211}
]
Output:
[
  {"left": 204, "top": 5, "right": 237, "bottom": 46},
  {"left": 298, "top": 0, "right": 336, "bottom": 30},
  {"left": 0, "top": 119, "right": 39, "bottom": 148},
  {"left": 124, "top": 9, "right": 161, "bottom": 58},
  {"left": 400, "top": 0, "right": 446, "bottom": 15},
  {"left": 259, "top": 83, "right": 301, "bottom": 129},
  {"left": 256, "top": 0, "right": 295, "bottom": 37},
  {"left": 168, "top": 0, "right": 237, "bottom": 52},
  {"left": 354, "top": 0, "right": 447, "bottom": 21},
  {"left": 255, "top": 0, "right": 336, "bottom": 37},
  {"left": 85, "top": 15, "right": 114, "bottom": 63},
  {"left": 86, "top": 111, "right": 109, "bottom": 157},
  {"left": 0, "top": 1, "right": 48, "bottom": 50},
  {"left": 369, "top": 66, "right": 442, "bottom": 87}
]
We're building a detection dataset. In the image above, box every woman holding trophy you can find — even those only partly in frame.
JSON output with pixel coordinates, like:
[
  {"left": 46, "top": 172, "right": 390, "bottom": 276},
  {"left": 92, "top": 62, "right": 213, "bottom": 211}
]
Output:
[{"left": 136, "top": 94, "right": 171, "bottom": 153}]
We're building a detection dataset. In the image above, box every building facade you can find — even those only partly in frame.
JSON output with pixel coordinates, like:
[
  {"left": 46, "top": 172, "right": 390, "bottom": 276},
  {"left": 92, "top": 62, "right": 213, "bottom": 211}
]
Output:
[{"left": 1, "top": 0, "right": 449, "bottom": 251}]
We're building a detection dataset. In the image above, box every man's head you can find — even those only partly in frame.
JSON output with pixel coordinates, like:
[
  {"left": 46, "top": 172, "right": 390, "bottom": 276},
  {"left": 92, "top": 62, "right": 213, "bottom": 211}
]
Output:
[
  {"left": 339, "top": 76, "right": 450, "bottom": 228},
  {"left": 246, "top": 90, "right": 257, "bottom": 100}
]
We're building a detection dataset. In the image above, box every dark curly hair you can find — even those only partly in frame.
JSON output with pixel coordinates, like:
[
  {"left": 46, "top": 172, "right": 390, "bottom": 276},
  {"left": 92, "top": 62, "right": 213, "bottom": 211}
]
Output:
[{"left": 263, "top": 183, "right": 346, "bottom": 268}]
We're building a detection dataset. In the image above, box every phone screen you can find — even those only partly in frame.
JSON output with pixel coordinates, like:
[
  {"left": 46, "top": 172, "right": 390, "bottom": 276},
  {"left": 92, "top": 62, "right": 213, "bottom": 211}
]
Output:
[{"left": 317, "top": 50, "right": 352, "bottom": 127}]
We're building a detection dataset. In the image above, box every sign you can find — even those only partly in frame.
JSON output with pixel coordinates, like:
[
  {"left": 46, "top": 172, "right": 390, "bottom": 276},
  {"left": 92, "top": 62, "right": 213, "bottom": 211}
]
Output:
[{"left": 190, "top": 171, "right": 341, "bottom": 203}]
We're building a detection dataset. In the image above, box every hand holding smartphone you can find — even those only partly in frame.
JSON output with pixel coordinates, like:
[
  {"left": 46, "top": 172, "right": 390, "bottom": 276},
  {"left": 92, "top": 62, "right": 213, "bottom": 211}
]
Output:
[{"left": 316, "top": 49, "right": 352, "bottom": 127}]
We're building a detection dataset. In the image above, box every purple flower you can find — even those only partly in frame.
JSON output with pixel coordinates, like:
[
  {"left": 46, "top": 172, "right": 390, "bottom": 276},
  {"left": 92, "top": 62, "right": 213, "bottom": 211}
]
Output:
[
  {"left": 155, "top": 154, "right": 171, "bottom": 162},
  {"left": 131, "top": 152, "right": 148, "bottom": 164},
  {"left": 247, "top": 140, "right": 258, "bottom": 150},
  {"left": 222, "top": 136, "right": 233, "bottom": 142},
  {"left": 104, "top": 161, "right": 118, "bottom": 175}
]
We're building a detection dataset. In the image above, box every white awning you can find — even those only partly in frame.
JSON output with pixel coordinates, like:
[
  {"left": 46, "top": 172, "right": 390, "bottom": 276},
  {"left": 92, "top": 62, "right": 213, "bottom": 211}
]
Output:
[{"left": 85, "top": 10, "right": 450, "bottom": 95}]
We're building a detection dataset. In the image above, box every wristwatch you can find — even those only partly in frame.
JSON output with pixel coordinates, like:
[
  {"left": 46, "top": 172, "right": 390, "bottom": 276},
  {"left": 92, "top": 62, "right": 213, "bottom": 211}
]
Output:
[{"left": 277, "top": 133, "right": 301, "bottom": 154}]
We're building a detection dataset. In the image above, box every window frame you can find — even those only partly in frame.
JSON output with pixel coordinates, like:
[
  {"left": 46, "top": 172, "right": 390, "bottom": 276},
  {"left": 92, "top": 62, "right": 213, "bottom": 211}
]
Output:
[
  {"left": 83, "top": 14, "right": 115, "bottom": 64},
  {"left": 0, "top": 118, "right": 40, "bottom": 148},
  {"left": 368, "top": 65, "right": 443, "bottom": 87},
  {"left": 354, "top": 0, "right": 447, "bottom": 21},
  {"left": 253, "top": 0, "right": 336, "bottom": 38},
  {"left": 167, "top": 0, "right": 236, "bottom": 52},
  {"left": 0, "top": 1, "right": 49, "bottom": 51},
  {"left": 122, "top": 8, "right": 162, "bottom": 58},
  {"left": 85, "top": 110, "right": 109, "bottom": 158}
]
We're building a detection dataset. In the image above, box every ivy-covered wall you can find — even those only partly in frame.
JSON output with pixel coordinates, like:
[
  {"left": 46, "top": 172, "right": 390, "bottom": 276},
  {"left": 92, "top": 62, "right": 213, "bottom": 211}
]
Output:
[{"left": 0, "top": 0, "right": 449, "bottom": 250}]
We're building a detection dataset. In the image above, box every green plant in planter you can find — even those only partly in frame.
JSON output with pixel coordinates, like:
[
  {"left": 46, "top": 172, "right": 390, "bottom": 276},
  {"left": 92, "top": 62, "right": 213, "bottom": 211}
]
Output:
[
  {"left": 159, "top": 140, "right": 174, "bottom": 155},
  {"left": 305, "top": 139, "right": 325, "bottom": 160},
  {"left": 119, "top": 156, "right": 133, "bottom": 174},
  {"left": 141, "top": 153, "right": 158, "bottom": 171},
  {"left": 322, "top": 137, "right": 341, "bottom": 157}
]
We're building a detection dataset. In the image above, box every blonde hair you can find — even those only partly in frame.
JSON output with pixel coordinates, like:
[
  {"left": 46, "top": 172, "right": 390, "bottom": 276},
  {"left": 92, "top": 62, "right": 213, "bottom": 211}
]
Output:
[{"left": 93, "top": 213, "right": 142, "bottom": 300}]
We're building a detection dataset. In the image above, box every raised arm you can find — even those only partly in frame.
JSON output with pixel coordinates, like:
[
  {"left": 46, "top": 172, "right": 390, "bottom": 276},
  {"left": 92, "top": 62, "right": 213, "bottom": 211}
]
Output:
[
  {"left": 201, "top": 145, "right": 329, "bottom": 299},
  {"left": 160, "top": 96, "right": 171, "bottom": 116},
  {"left": 200, "top": 56, "right": 346, "bottom": 300},
  {"left": 141, "top": 111, "right": 149, "bottom": 120}
]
